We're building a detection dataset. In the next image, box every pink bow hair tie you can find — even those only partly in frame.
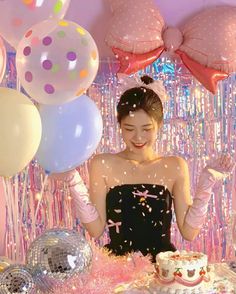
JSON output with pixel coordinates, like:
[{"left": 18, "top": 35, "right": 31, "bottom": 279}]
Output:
[{"left": 105, "top": 1, "right": 235, "bottom": 93}]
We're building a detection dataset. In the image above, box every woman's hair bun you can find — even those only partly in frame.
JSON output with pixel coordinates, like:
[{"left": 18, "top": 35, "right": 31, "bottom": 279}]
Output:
[{"left": 140, "top": 75, "right": 154, "bottom": 85}]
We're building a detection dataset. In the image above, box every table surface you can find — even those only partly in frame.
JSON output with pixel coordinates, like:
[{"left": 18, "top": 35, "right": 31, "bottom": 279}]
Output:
[{"left": 114, "top": 263, "right": 236, "bottom": 293}]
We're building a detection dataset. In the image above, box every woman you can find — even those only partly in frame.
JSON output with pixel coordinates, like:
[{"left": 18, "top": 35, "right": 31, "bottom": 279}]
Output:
[{"left": 55, "top": 75, "right": 235, "bottom": 261}]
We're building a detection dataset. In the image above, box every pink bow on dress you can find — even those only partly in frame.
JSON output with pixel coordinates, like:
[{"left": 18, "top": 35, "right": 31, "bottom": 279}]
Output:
[{"left": 105, "top": 0, "right": 236, "bottom": 93}]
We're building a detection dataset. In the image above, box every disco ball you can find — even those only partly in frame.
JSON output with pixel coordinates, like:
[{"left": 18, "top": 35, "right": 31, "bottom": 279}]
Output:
[
  {"left": 0, "top": 257, "right": 12, "bottom": 273},
  {"left": 0, "top": 265, "right": 35, "bottom": 294},
  {"left": 26, "top": 228, "right": 92, "bottom": 281}
]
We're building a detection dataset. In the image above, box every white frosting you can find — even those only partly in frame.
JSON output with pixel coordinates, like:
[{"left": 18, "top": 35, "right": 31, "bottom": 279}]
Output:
[
  {"left": 156, "top": 250, "right": 209, "bottom": 283},
  {"left": 153, "top": 250, "right": 213, "bottom": 293}
]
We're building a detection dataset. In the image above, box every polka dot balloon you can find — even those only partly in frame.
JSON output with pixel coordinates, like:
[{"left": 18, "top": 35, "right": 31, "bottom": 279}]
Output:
[
  {"left": 0, "top": 0, "right": 71, "bottom": 49},
  {"left": 16, "top": 19, "right": 99, "bottom": 105}
]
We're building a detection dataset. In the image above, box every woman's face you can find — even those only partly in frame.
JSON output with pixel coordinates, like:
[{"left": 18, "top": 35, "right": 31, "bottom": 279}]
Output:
[{"left": 120, "top": 109, "right": 159, "bottom": 153}]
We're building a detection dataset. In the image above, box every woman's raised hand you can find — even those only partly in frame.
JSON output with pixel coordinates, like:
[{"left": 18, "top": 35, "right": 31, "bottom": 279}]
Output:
[{"left": 204, "top": 154, "right": 235, "bottom": 180}]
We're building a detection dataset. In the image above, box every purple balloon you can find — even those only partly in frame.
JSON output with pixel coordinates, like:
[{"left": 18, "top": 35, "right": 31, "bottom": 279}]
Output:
[{"left": 35, "top": 95, "right": 103, "bottom": 173}]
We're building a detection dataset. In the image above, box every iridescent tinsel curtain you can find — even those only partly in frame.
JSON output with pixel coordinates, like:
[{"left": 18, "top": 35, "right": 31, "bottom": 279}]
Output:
[{"left": 1, "top": 53, "right": 236, "bottom": 263}]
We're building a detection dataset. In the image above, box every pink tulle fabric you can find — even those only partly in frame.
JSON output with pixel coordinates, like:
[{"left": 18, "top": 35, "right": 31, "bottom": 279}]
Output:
[{"left": 56, "top": 243, "right": 154, "bottom": 294}]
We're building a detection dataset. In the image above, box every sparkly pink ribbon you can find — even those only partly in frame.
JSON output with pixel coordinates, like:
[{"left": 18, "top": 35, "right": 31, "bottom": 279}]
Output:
[
  {"left": 132, "top": 190, "right": 158, "bottom": 199},
  {"left": 107, "top": 219, "right": 122, "bottom": 234}
]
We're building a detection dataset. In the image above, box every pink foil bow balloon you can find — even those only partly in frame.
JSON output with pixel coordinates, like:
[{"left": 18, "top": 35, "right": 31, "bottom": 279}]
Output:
[{"left": 105, "top": 1, "right": 235, "bottom": 94}]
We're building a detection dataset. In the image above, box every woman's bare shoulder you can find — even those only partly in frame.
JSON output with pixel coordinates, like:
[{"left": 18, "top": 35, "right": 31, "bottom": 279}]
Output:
[
  {"left": 164, "top": 156, "right": 189, "bottom": 175},
  {"left": 164, "top": 155, "right": 187, "bottom": 163},
  {"left": 161, "top": 155, "right": 188, "bottom": 169},
  {"left": 90, "top": 153, "right": 120, "bottom": 167}
]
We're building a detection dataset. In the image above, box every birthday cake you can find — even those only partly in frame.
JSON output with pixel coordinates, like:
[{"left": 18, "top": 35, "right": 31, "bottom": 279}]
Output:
[{"left": 154, "top": 250, "right": 213, "bottom": 293}]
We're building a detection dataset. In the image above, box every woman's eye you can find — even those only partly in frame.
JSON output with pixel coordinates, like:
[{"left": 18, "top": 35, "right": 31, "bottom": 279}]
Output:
[
  {"left": 143, "top": 129, "right": 152, "bottom": 132},
  {"left": 125, "top": 129, "right": 134, "bottom": 131}
]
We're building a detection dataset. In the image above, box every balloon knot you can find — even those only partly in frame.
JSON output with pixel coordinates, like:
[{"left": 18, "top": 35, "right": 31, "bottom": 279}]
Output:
[{"left": 162, "top": 27, "right": 183, "bottom": 52}]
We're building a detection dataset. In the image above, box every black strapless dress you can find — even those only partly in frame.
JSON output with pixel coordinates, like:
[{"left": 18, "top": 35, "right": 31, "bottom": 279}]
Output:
[{"left": 105, "top": 184, "right": 176, "bottom": 261}]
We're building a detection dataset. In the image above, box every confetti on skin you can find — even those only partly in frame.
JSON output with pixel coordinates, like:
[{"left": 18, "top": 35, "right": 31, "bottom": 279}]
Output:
[
  {"left": 102, "top": 160, "right": 105, "bottom": 164},
  {"left": 164, "top": 164, "right": 168, "bottom": 168}
]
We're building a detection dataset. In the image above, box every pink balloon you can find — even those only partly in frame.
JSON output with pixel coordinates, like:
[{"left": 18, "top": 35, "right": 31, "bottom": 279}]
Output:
[
  {"left": 0, "top": 36, "right": 6, "bottom": 85},
  {"left": 108, "top": 0, "right": 126, "bottom": 13},
  {"left": 163, "top": 27, "right": 183, "bottom": 53},
  {"left": 0, "top": 0, "right": 71, "bottom": 49},
  {"left": 105, "top": 0, "right": 165, "bottom": 54},
  {"left": 113, "top": 47, "right": 164, "bottom": 74},
  {"left": 180, "top": 6, "right": 236, "bottom": 74}
]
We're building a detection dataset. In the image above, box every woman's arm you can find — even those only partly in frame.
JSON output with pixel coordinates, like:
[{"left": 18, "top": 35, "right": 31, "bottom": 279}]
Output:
[
  {"left": 172, "top": 155, "right": 235, "bottom": 242},
  {"left": 84, "top": 154, "right": 108, "bottom": 238},
  {"left": 172, "top": 157, "right": 200, "bottom": 241},
  {"left": 49, "top": 154, "right": 108, "bottom": 239}
]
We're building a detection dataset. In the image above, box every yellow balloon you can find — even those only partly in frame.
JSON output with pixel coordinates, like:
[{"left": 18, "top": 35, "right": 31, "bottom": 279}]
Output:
[{"left": 0, "top": 88, "right": 42, "bottom": 177}]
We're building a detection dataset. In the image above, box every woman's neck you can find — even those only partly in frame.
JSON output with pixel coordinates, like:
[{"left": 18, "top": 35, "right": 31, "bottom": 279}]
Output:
[{"left": 119, "top": 148, "right": 158, "bottom": 164}]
